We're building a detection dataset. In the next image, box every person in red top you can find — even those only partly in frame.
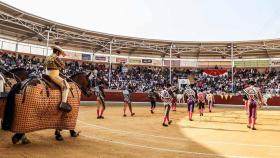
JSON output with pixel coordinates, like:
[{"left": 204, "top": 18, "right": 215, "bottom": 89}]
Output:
[
  {"left": 160, "top": 84, "right": 174, "bottom": 127},
  {"left": 95, "top": 81, "right": 106, "bottom": 119},
  {"left": 197, "top": 90, "right": 206, "bottom": 116},
  {"left": 243, "top": 81, "right": 263, "bottom": 130},
  {"left": 171, "top": 91, "right": 177, "bottom": 111},
  {"left": 243, "top": 84, "right": 250, "bottom": 115},
  {"left": 185, "top": 85, "right": 196, "bottom": 121}
]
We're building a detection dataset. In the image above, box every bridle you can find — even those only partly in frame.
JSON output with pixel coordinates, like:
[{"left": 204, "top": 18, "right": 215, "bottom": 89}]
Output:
[
  {"left": 0, "top": 67, "right": 22, "bottom": 82},
  {"left": 60, "top": 73, "right": 92, "bottom": 96}
]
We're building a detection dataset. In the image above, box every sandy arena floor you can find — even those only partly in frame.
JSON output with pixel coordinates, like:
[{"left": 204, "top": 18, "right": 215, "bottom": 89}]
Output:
[{"left": 0, "top": 103, "right": 280, "bottom": 158}]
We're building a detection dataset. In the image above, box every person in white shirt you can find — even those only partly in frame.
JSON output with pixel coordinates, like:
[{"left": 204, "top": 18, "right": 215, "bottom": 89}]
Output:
[
  {"left": 160, "top": 84, "right": 174, "bottom": 127},
  {"left": 206, "top": 91, "right": 215, "bottom": 112},
  {"left": 0, "top": 73, "right": 5, "bottom": 94},
  {"left": 122, "top": 84, "right": 135, "bottom": 117}
]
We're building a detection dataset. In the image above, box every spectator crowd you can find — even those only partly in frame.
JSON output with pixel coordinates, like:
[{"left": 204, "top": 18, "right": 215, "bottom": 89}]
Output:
[{"left": 1, "top": 50, "right": 280, "bottom": 95}]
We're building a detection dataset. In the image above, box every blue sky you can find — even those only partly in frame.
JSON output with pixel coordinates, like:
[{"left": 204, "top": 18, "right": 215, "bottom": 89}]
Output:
[{"left": 3, "top": 0, "right": 280, "bottom": 41}]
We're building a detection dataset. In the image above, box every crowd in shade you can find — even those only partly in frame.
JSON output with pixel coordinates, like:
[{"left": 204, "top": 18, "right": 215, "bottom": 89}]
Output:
[{"left": 0, "top": 50, "right": 280, "bottom": 95}]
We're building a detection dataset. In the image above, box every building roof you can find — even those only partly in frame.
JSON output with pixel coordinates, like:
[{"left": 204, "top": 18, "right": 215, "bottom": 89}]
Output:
[{"left": 1, "top": 1, "right": 280, "bottom": 59}]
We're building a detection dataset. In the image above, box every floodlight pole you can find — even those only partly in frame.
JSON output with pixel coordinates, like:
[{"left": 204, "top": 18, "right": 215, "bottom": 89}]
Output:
[
  {"left": 15, "top": 41, "right": 19, "bottom": 59},
  {"left": 0, "top": 41, "right": 3, "bottom": 49},
  {"left": 15, "top": 42, "right": 18, "bottom": 52},
  {"left": 46, "top": 29, "right": 50, "bottom": 56},
  {"left": 231, "top": 43, "right": 234, "bottom": 93},
  {"left": 108, "top": 40, "right": 113, "bottom": 89},
  {"left": 169, "top": 44, "right": 173, "bottom": 85},
  {"left": 268, "top": 56, "right": 272, "bottom": 71}
]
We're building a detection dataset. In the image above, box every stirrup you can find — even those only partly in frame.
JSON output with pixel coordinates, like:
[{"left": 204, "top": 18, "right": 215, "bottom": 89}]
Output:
[{"left": 58, "top": 102, "right": 72, "bottom": 113}]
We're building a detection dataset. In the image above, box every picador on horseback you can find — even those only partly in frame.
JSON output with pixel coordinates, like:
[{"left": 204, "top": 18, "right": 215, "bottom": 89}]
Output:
[
  {"left": 45, "top": 45, "right": 71, "bottom": 112},
  {"left": 1, "top": 45, "right": 91, "bottom": 144},
  {"left": 45, "top": 45, "right": 82, "bottom": 141}
]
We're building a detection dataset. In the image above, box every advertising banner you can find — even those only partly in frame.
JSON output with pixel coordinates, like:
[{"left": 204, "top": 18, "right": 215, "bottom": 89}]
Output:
[
  {"left": 180, "top": 60, "right": 198, "bottom": 67},
  {"left": 234, "top": 60, "right": 269, "bottom": 68},
  {"left": 95, "top": 55, "right": 107, "bottom": 61},
  {"left": 129, "top": 58, "right": 142, "bottom": 64},
  {"left": 116, "top": 57, "right": 128, "bottom": 63},
  {"left": 164, "top": 60, "right": 180, "bottom": 67},
  {"left": 152, "top": 59, "right": 162, "bottom": 66},
  {"left": 63, "top": 52, "right": 82, "bottom": 60},
  {"left": 82, "top": 54, "right": 91, "bottom": 61},
  {"left": 142, "top": 59, "right": 152, "bottom": 63},
  {"left": 270, "top": 60, "right": 280, "bottom": 67}
]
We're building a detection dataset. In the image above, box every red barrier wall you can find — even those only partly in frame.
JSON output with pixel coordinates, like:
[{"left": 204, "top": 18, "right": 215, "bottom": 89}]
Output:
[
  {"left": 213, "top": 95, "right": 280, "bottom": 106},
  {"left": 82, "top": 92, "right": 151, "bottom": 102},
  {"left": 81, "top": 92, "right": 280, "bottom": 106}
]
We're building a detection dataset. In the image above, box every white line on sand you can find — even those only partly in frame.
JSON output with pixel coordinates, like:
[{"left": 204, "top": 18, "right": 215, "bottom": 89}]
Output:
[
  {"left": 80, "top": 132, "right": 253, "bottom": 158},
  {"left": 77, "top": 120, "right": 280, "bottom": 149}
]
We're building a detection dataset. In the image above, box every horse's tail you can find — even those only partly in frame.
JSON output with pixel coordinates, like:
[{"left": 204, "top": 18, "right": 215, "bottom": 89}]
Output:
[{"left": 1, "top": 82, "right": 22, "bottom": 131}]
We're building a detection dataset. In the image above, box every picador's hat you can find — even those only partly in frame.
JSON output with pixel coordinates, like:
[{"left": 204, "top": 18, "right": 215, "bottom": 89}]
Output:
[{"left": 51, "top": 45, "right": 66, "bottom": 55}]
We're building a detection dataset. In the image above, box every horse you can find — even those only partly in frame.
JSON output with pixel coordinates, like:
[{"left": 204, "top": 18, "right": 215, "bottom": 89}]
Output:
[
  {"left": 2, "top": 68, "right": 30, "bottom": 82},
  {"left": 0, "top": 68, "right": 30, "bottom": 119},
  {"left": 1, "top": 72, "right": 92, "bottom": 144},
  {"left": 177, "top": 93, "right": 185, "bottom": 103},
  {"left": 262, "top": 93, "right": 272, "bottom": 110}
]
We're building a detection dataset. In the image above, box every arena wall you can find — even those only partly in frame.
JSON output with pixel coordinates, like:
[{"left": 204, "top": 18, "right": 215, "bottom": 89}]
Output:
[{"left": 81, "top": 92, "right": 280, "bottom": 106}]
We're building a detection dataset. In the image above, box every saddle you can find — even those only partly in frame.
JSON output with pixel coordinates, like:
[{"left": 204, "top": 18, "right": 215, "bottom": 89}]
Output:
[
  {"left": 9, "top": 76, "right": 81, "bottom": 133},
  {"left": 41, "top": 74, "right": 60, "bottom": 90}
]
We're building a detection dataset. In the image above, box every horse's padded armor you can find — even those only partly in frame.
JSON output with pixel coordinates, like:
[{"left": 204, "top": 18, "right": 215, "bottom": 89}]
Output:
[{"left": 11, "top": 80, "right": 80, "bottom": 133}]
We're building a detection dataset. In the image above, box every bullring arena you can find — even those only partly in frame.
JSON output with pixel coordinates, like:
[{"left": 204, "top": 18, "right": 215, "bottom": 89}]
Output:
[
  {"left": 1, "top": 104, "right": 280, "bottom": 158},
  {"left": 1, "top": 1, "right": 280, "bottom": 158}
]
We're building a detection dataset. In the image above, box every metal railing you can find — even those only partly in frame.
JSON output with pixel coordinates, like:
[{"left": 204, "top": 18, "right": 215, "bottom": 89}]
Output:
[{"left": 0, "top": 39, "right": 51, "bottom": 56}]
